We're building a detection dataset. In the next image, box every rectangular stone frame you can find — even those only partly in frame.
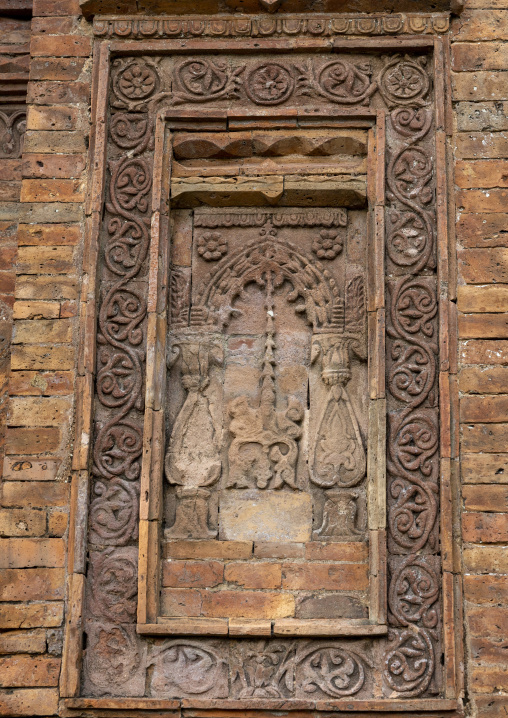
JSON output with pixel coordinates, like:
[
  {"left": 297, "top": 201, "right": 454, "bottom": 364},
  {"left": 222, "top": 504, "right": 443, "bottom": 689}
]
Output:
[{"left": 60, "top": 26, "right": 462, "bottom": 717}]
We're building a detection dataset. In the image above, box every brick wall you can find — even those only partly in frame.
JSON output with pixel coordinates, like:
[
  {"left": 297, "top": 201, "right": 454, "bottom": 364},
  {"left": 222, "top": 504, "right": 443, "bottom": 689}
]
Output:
[
  {"left": 0, "top": 0, "right": 507, "bottom": 715},
  {"left": 452, "top": 3, "right": 508, "bottom": 714}
]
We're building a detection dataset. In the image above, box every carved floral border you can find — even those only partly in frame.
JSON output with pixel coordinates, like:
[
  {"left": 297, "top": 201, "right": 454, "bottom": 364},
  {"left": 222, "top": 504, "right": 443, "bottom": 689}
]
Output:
[{"left": 62, "top": 32, "right": 459, "bottom": 714}]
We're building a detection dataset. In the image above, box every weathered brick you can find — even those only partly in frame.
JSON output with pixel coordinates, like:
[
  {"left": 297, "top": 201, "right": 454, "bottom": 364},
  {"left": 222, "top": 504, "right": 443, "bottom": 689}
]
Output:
[
  {"left": 0, "top": 654, "right": 60, "bottom": 687},
  {"left": 0, "top": 509, "right": 46, "bottom": 537},
  {"left": 0, "top": 629, "right": 46, "bottom": 654},
  {"left": 162, "top": 560, "right": 223, "bottom": 588},
  {"left": 0, "top": 687, "right": 58, "bottom": 716},
  {"left": 281, "top": 563, "right": 368, "bottom": 590},
  {"left": 164, "top": 540, "right": 253, "bottom": 560},
  {"left": 16, "top": 275, "right": 78, "bottom": 300},
  {"left": 31, "top": 35, "right": 91, "bottom": 57},
  {"left": 17, "top": 247, "right": 75, "bottom": 276},
  {"left": 464, "top": 545, "right": 508, "bottom": 573},
  {"left": 470, "top": 636, "right": 508, "bottom": 664},
  {"left": 463, "top": 512, "right": 508, "bottom": 542},
  {"left": 459, "top": 313, "right": 508, "bottom": 339},
  {"left": 48, "top": 511, "right": 67, "bottom": 537},
  {"left": 460, "top": 367, "right": 508, "bottom": 393},
  {"left": 13, "top": 301, "right": 60, "bottom": 320},
  {"left": 461, "top": 395, "right": 508, "bottom": 422},
  {"left": 456, "top": 132, "right": 508, "bottom": 159},
  {"left": 31, "top": 16, "right": 74, "bottom": 35},
  {"left": 462, "top": 423, "right": 508, "bottom": 453},
  {"left": 253, "top": 542, "right": 305, "bottom": 559},
  {"left": 13, "top": 319, "right": 73, "bottom": 345},
  {"left": 452, "top": 10, "right": 508, "bottom": 42},
  {"left": 225, "top": 562, "right": 282, "bottom": 589},
  {"left": 5, "top": 428, "right": 61, "bottom": 455},
  {"left": 18, "top": 224, "right": 80, "bottom": 246},
  {"left": 455, "top": 160, "right": 508, "bottom": 189},
  {"left": 458, "top": 285, "right": 508, "bottom": 313},
  {"left": 0, "top": 538, "right": 65, "bottom": 568},
  {"left": 453, "top": 71, "right": 508, "bottom": 101},
  {"left": 27, "top": 81, "right": 89, "bottom": 105},
  {"left": 9, "top": 370, "right": 74, "bottom": 396},
  {"left": 26, "top": 106, "right": 79, "bottom": 132},
  {"left": 0, "top": 602, "right": 63, "bottom": 629},
  {"left": 462, "top": 453, "right": 508, "bottom": 483},
  {"left": 160, "top": 588, "right": 202, "bottom": 617},
  {"left": 1, "top": 482, "right": 69, "bottom": 508},
  {"left": 468, "top": 606, "right": 508, "bottom": 636},
  {"left": 23, "top": 154, "right": 85, "bottom": 180},
  {"left": 21, "top": 179, "right": 84, "bottom": 204},
  {"left": 458, "top": 190, "right": 508, "bottom": 214},
  {"left": 475, "top": 697, "right": 508, "bottom": 718},
  {"left": 30, "top": 57, "right": 86, "bottom": 81},
  {"left": 305, "top": 542, "right": 369, "bottom": 562},
  {"left": 459, "top": 247, "right": 508, "bottom": 283},
  {"left": 0, "top": 568, "right": 65, "bottom": 601},
  {"left": 0, "top": 159, "right": 22, "bottom": 182},
  {"left": 453, "top": 42, "right": 508, "bottom": 72},
  {"left": 201, "top": 590, "right": 295, "bottom": 619},
  {"left": 32, "top": 0, "right": 81, "bottom": 14},
  {"left": 470, "top": 665, "right": 508, "bottom": 693},
  {"left": 19, "top": 202, "right": 82, "bottom": 224},
  {"left": 8, "top": 397, "right": 72, "bottom": 427},
  {"left": 464, "top": 574, "right": 508, "bottom": 604},
  {"left": 23, "top": 130, "right": 87, "bottom": 154},
  {"left": 11, "top": 345, "right": 76, "bottom": 370}
]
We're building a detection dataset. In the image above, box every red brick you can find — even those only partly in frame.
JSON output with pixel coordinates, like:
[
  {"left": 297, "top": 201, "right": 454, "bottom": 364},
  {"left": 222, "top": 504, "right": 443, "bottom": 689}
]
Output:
[
  {"left": 455, "top": 160, "right": 508, "bottom": 188},
  {"left": 459, "top": 313, "right": 508, "bottom": 339},
  {"left": 475, "top": 697, "right": 508, "bottom": 718},
  {"left": 31, "top": 35, "right": 91, "bottom": 57},
  {"left": 0, "top": 509, "right": 46, "bottom": 537},
  {"left": 4, "top": 428, "right": 61, "bottom": 455},
  {"left": 26, "top": 107, "right": 79, "bottom": 132},
  {"left": 160, "top": 588, "right": 202, "bottom": 617},
  {"left": 32, "top": 0, "right": 81, "bottom": 14},
  {"left": 31, "top": 17, "right": 74, "bottom": 35},
  {"left": 470, "top": 665, "right": 508, "bottom": 693},
  {"left": 48, "top": 511, "right": 67, "bottom": 537},
  {"left": 281, "top": 563, "right": 368, "bottom": 590},
  {"left": 453, "top": 71, "right": 508, "bottom": 102},
  {"left": 464, "top": 574, "right": 508, "bottom": 604},
  {"left": 457, "top": 286, "right": 508, "bottom": 313},
  {"left": 9, "top": 370, "right": 74, "bottom": 396},
  {"left": 470, "top": 637, "right": 508, "bottom": 664},
  {"left": 27, "top": 81, "right": 89, "bottom": 106},
  {"left": 30, "top": 58, "right": 86, "bottom": 81},
  {"left": 18, "top": 224, "right": 80, "bottom": 246},
  {"left": 453, "top": 42, "right": 508, "bottom": 72},
  {"left": 0, "top": 655, "right": 60, "bottom": 687},
  {"left": 463, "top": 485, "right": 508, "bottom": 511},
  {"left": 0, "top": 539, "right": 65, "bottom": 568},
  {"left": 225, "top": 562, "right": 282, "bottom": 589},
  {"left": 458, "top": 190, "right": 508, "bottom": 214},
  {"left": 0, "top": 629, "right": 46, "bottom": 654},
  {"left": 0, "top": 602, "right": 63, "bottom": 629},
  {"left": 12, "top": 302, "right": 60, "bottom": 320},
  {"left": 201, "top": 591, "right": 295, "bottom": 619},
  {"left": 15, "top": 275, "right": 78, "bottom": 300},
  {"left": 465, "top": 546, "right": 508, "bottom": 573},
  {"left": 23, "top": 154, "right": 85, "bottom": 179},
  {"left": 463, "top": 512, "right": 508, "bottom": 542},
  {"left": 11, "top": 345, "right": 76, "bottom": 370},
  {"left": 0, "top": 568, "right": 65, "bottom": 601},
  {"left": 452, "top": 10, "right": 508, "bottom": 41},
  {"left": 462, "top": 453, "right": 508, "bottom": 484},
  {"left": 461, "top": 395, "right": 508, "bottom": 422},
  {"left": 13, "top": 319, "right": 73, "bottom": 345},
  {"left": 20, "top": 179, "right": 84, "bottom": 204},
  {"left": 162, "top": 560, "right": 223, "bottom": 588},
  {"left": 8, "top": 397, "right": 72, "bottom": 427},
  {"left": 253, "top": 542, "right": 304, "bottom": 558},
  {"left": 456, "top": 132, "right": 508, "bottom": 160},
  {"left": 0, "top": 687, "right": 58, "bottom": 716},
  {"left": 1, "top": 482, "right": 69, "bottom": 508}
]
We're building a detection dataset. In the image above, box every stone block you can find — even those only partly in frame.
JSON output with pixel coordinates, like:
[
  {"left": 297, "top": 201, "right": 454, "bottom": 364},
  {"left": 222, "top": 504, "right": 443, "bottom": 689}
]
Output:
[{"left": 220, "top": 491, "right": 312, "bottom": 543}]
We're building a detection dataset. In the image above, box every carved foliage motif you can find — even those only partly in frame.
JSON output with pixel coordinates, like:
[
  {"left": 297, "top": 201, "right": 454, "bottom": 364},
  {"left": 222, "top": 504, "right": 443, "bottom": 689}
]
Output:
[
  {"left": 383, "top": 54, "right": 440, "bottom": 698},
  {"left": 0, "top": 109, "right": 26, "bottom": 159}
]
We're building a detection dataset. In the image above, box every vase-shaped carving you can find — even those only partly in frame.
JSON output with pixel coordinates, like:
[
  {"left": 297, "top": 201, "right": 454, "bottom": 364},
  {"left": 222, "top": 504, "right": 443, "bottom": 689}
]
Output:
[
  {"left": 311, "top": 334, "right": 366, "bottom": 489},
  {"left": 165, "top": 335, "right": 223, "bottom": 539},
  {"left": 313, "top": 489, "right": 362, "bottom": 539}
]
